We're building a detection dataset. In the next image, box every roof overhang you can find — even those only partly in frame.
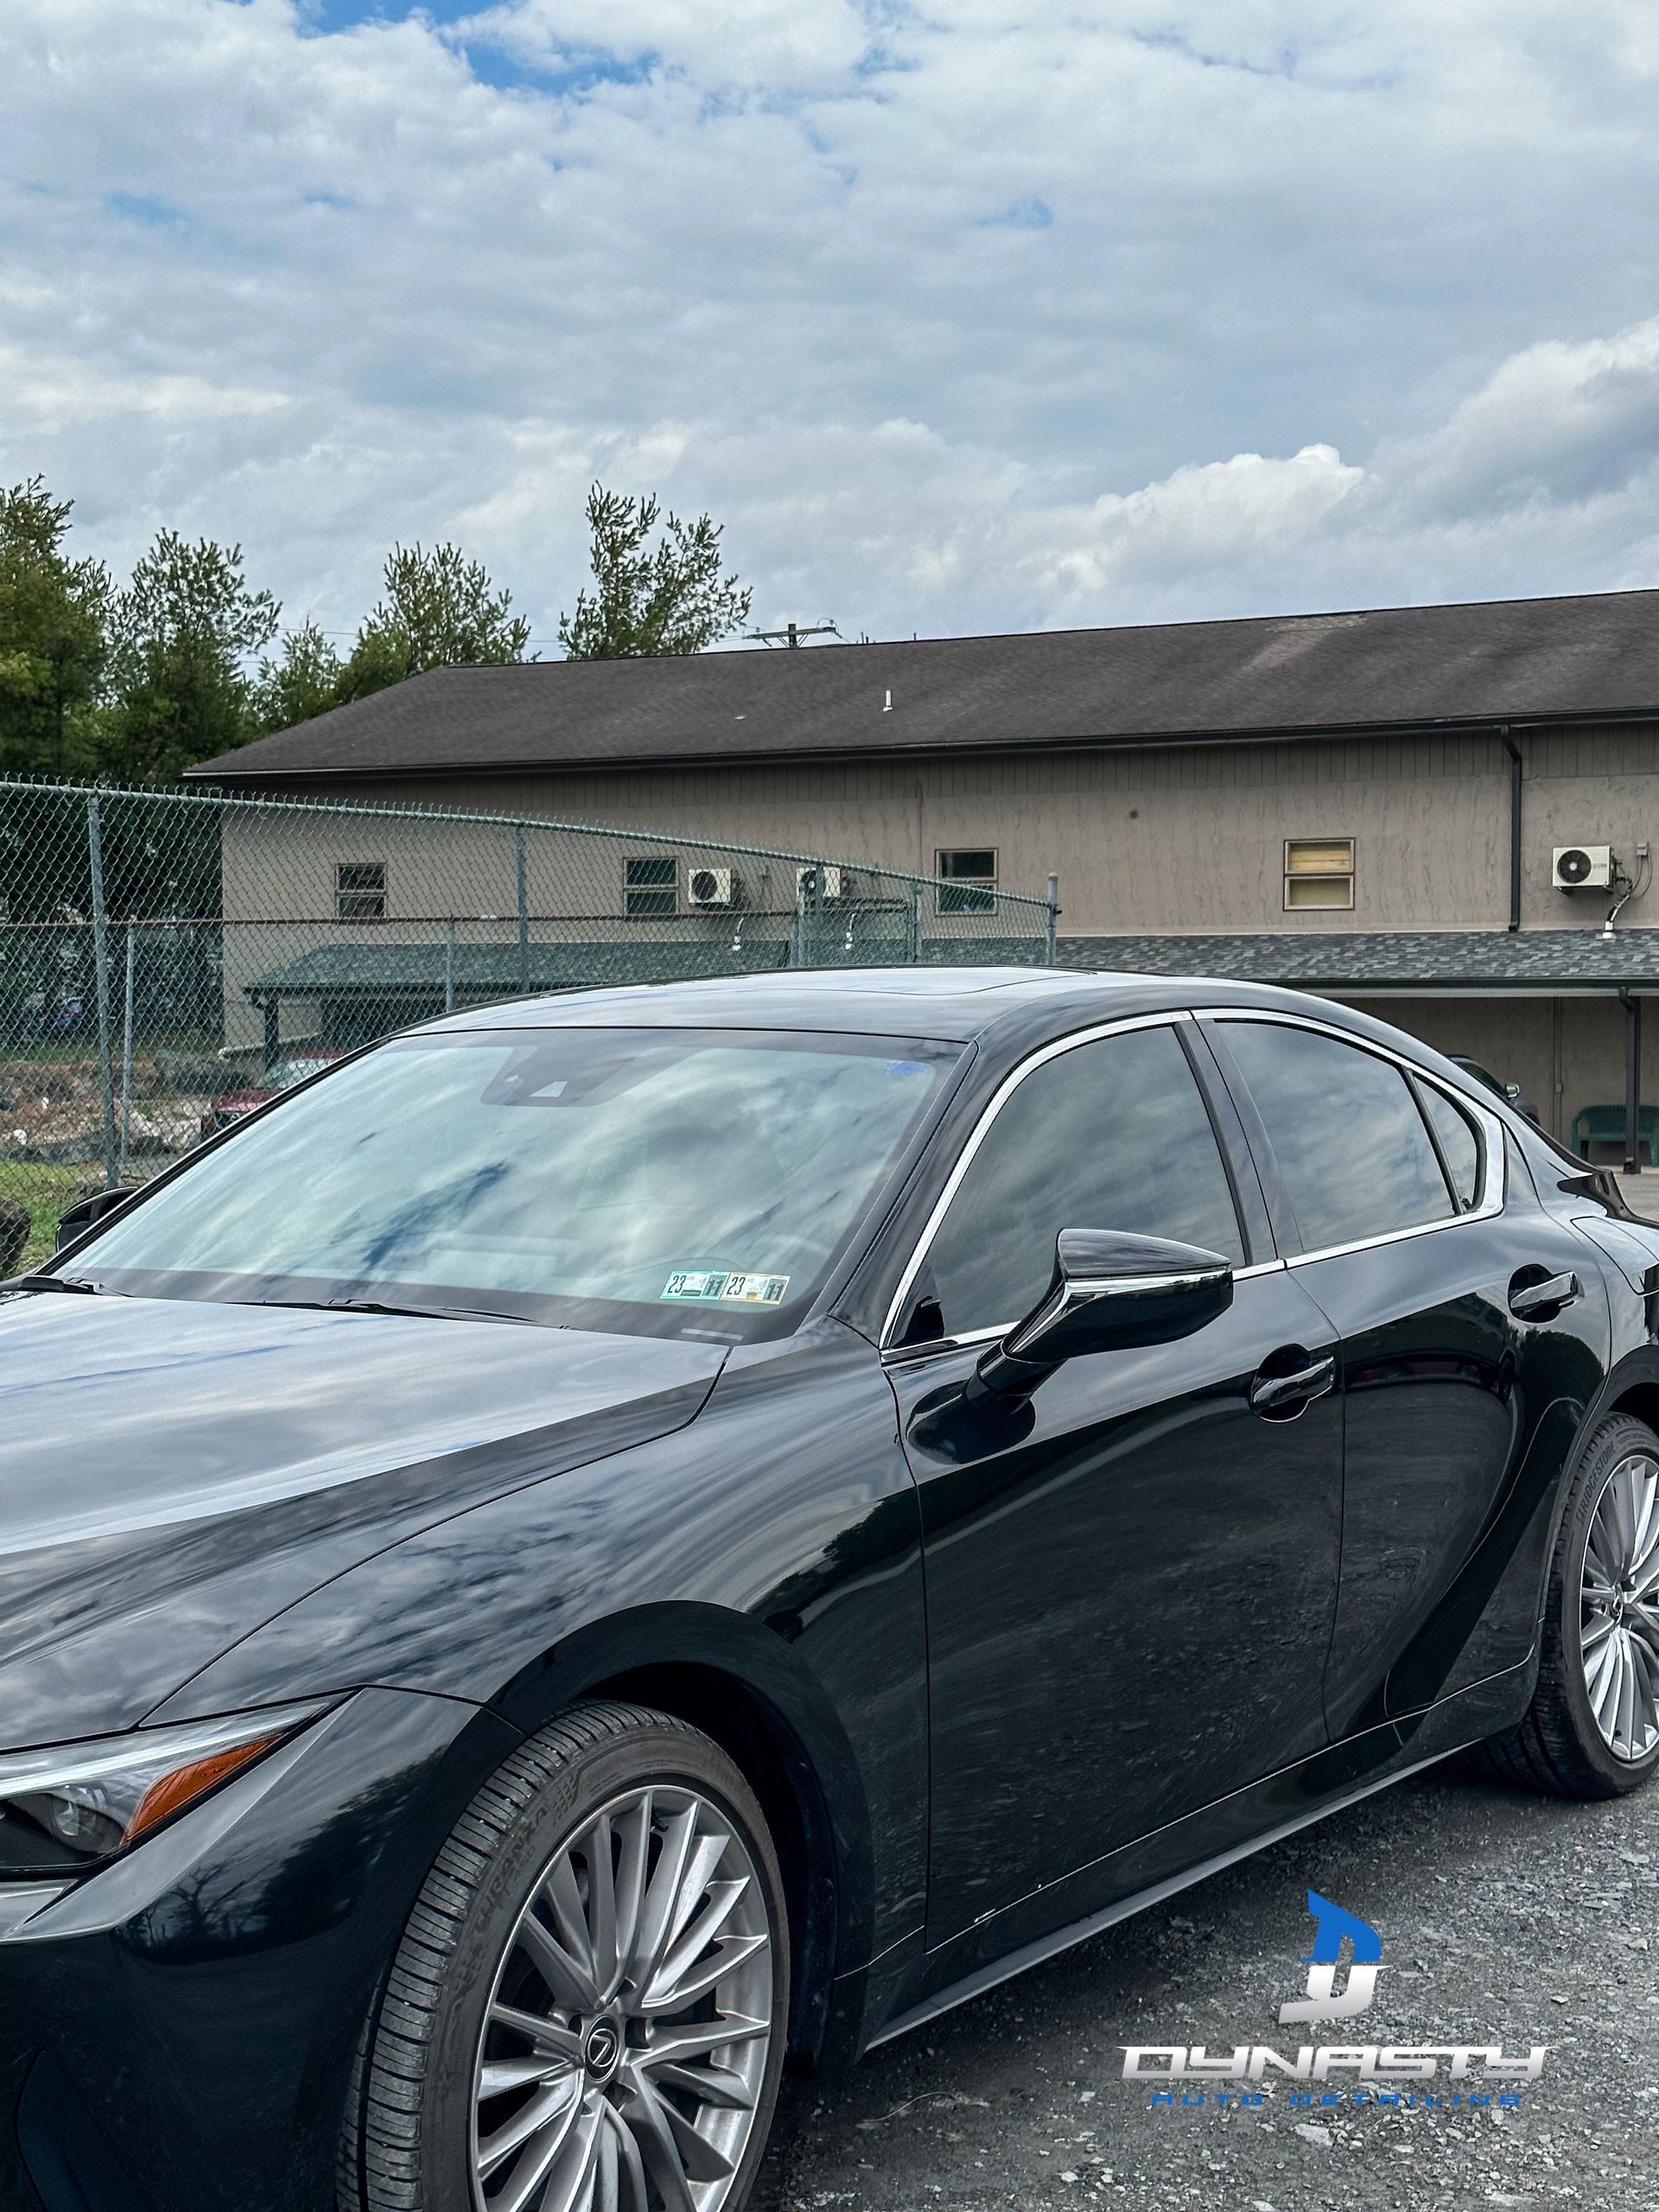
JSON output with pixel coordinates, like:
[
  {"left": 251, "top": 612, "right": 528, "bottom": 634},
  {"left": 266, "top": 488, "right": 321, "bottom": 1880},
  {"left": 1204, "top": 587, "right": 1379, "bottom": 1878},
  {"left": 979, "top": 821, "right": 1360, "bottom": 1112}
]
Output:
[
  {"left": 187, "top": 701, "right": 1659, "bottom": 785},
  {"left": 1060, "top": 931, "right": 1659, "bottom": 997}
]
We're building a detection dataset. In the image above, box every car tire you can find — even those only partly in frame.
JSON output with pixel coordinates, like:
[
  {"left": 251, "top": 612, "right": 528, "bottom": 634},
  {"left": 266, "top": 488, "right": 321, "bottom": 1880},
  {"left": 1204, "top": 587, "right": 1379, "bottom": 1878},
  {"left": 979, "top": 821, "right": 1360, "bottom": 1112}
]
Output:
[
  {"left": 340, "top": 1700, "right": 790, "bottom": 2212},
  {"left": 1481, "top": 1413, "right": 1659, "bottom": 1798}
]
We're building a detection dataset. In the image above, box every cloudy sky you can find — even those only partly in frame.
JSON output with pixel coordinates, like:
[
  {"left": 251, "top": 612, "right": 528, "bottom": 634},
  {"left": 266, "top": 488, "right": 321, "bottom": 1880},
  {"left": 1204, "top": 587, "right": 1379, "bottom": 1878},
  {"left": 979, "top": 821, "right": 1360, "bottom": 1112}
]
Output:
[{"left": 5, "top": 0, "right": 1659, "bottom": 648}]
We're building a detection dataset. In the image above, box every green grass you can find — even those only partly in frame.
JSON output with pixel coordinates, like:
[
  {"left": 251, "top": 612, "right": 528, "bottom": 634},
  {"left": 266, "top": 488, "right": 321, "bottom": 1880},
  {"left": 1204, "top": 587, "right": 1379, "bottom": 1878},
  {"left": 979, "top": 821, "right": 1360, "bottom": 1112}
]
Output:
[
  {"left": 0, "top": 1030, "right": 220, "bottom": 1070},
  {"left": 3, "top": 1031, "right": 219, "bottom": 1270},
  {"left": 0, "top": 1041, "right": 102, "bottom": 1067},
  {"left": 3, "top": 1163, "right": 117, "bottom": 1273}
]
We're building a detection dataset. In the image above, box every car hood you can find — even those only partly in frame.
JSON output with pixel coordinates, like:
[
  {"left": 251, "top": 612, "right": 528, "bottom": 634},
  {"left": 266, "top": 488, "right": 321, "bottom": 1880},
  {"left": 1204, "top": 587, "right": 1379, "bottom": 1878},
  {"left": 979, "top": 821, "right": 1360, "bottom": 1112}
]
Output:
[{"left": 0, "top": 1290, "right": 724, "bottom": 1748}]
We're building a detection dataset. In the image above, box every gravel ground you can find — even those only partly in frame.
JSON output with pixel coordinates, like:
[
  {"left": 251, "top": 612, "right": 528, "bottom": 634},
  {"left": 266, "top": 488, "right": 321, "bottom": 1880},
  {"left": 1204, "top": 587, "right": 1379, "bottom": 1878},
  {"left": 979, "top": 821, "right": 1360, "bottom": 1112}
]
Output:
[{"left": 754, "top": 1757, "right": 1659, "bottom": 2210}]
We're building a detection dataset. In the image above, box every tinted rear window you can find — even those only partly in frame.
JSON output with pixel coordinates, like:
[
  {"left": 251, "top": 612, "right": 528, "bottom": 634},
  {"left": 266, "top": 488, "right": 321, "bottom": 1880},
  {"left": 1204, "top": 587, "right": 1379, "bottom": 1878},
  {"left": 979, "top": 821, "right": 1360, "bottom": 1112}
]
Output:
[
  {"left": 1219, "top": 1021, "right": 1453, "bottom": 1252},
  {"left": 1418, "top": 1082, "right": 1482, "bottom": 1211}
]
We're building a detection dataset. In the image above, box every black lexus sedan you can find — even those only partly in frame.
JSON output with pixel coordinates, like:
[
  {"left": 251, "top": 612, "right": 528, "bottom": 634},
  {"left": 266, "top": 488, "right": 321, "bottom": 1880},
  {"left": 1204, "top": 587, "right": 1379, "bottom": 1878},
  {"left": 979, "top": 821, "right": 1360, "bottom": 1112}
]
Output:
[{"left": 3, "top": 968, "right": 1658, "bottom": 2212}]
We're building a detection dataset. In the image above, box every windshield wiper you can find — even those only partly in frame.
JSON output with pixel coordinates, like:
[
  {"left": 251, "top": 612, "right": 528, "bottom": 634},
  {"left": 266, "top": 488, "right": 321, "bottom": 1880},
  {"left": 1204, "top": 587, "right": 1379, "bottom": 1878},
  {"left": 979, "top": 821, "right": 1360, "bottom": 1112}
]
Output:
[
  {"left": 331, "top": 1297, "right": 530, "bottom": 1325},
  {"left": 7, "top": 1273, "right": 103, "bottom": 1295},
  {"left": 258, "top": 1295, "right": 531, "bottom": 1325}
]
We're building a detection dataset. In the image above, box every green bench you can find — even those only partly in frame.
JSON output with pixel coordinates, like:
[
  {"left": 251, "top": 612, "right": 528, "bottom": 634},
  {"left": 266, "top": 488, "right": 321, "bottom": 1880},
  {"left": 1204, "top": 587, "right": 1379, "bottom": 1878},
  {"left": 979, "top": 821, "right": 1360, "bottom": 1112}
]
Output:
[{"left": 1572, "top": 1103, "right": 1659, "bottom": 1165}]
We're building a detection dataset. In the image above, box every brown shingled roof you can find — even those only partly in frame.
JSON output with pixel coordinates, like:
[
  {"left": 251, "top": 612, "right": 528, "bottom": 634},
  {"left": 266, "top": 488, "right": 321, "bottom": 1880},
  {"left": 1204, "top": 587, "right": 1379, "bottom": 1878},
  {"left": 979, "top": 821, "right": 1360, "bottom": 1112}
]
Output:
[{"left": 189, "top": 587, "right": 1659, "bottom": 783}]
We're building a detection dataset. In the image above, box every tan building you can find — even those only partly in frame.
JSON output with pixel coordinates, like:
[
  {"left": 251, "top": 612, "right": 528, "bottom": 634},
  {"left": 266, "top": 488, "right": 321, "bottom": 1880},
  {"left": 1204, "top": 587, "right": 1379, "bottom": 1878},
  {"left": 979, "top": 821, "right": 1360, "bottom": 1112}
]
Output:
[{"left": 193, "top": 587, "right": 1659, "bottom": 1166}]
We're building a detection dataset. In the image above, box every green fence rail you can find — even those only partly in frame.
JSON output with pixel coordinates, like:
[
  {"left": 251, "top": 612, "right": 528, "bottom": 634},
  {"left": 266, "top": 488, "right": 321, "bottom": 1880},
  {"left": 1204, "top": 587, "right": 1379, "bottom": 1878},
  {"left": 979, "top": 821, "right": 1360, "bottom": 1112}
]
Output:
[{"left": 1, "top": 777, "right": 1058, "bottom": 1270}]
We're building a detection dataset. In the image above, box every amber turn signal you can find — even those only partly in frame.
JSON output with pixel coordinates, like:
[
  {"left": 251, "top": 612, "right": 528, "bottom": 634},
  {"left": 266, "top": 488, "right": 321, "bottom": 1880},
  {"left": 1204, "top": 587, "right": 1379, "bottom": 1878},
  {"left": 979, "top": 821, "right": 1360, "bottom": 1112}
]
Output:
[{"left": 125, "top": 1734, "right": 286, "bottom": 1847}]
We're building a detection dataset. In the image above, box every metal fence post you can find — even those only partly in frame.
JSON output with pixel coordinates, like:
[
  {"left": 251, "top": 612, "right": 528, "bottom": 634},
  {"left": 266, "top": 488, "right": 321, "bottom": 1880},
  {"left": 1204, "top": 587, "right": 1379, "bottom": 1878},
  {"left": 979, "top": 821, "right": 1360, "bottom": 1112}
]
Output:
[
  {"left": 906, "top": 885, "right": 920, "bottom": 963},
  {"left": 1045, "top": 874, "right": 1060, "bottom": 965},
  {"left": 514, "top": 826, "right": 530, "bottom": 995},
  {"left": 444, "top": 920, "right": 456, "bottom": 1014},
  {"left": 118, "top": 923, "right": 137, "bottom": 1177},
  {"left": 86, "top": 791, "right": 118, "bottom": 1189}
]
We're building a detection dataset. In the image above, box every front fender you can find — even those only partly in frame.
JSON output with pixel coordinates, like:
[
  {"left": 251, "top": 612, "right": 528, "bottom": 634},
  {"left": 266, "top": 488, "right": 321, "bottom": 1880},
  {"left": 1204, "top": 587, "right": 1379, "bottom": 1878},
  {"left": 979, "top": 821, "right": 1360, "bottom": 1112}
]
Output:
[{"left": 149, "top": 1321, "right": 928, "bottom": 1981}]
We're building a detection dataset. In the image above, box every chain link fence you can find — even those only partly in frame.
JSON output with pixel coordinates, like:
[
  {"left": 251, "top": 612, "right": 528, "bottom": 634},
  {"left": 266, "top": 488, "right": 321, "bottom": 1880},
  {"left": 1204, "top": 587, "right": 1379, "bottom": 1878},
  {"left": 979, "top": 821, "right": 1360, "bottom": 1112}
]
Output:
[{"left": 1, "top": 777, "right": 1057, "bottom": 1271}]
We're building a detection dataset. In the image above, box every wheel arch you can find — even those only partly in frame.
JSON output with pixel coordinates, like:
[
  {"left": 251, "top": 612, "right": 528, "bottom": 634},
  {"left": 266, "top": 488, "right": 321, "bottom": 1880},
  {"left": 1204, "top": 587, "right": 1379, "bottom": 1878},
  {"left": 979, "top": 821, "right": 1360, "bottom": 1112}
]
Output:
[
  {"left": 1570, "top": 1344, "right": 1659, "bottom": 1475},
  {"left": 1537, "top": 1347, "right": 1659, "bottom": 1624},
  {"left": 1602, "top": 1372, "right": 1659, "bottom": 1437},
  {"left": 484, "top": 1599, "right": 872, "bottom": 2071}
]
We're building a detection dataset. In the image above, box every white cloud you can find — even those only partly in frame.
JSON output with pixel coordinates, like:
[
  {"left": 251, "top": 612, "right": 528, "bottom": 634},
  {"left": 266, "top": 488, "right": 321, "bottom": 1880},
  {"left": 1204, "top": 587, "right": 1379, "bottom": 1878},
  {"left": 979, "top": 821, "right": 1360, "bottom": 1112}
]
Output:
[
  {"left": 456, "top": 0, "right": 875, "bottom": 89},
  {"left": 1041, "top": 446, "right": 1365, "bottom": 603},
  {"left": 0, "top": 342, "right": 290, "bottom": 430},
  {"left": 1385, "top": 321, "right": 1659, "bottom": 517},
  {"left": 2, "top": 0, "right": 1658, "bottom": 646}
]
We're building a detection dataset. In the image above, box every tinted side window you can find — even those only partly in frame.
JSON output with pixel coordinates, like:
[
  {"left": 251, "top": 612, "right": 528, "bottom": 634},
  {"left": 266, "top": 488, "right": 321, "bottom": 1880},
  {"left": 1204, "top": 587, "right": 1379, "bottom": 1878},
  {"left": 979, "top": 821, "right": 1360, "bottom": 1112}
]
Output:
[
  {"left": 1418, "top": 1083, "right": 1481, "bottom": 1211},
  {"left": 918, "top": 1026, "right": 1244, "bottom": 1338},
  {"left": 1220, "top": 1022, "right": 1452, "bottom": 1251}
]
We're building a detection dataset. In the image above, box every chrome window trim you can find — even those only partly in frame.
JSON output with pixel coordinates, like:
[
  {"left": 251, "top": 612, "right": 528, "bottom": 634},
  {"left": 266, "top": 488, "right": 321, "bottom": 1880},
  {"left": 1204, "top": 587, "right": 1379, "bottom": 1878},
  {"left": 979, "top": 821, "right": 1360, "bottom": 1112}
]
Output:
[
  {"left": 882, "top": 1322, "right": 1015, "bottom": 1367},
  {"left": 880, "top": 1003, "right": 1507, "bottom": 1357},
  {"left": 1194, "top": 1007, "right": 1507, "bottom": 1266},
  {"left": 879, "top": 1010, "right": 1253, "bottom": 1356}
]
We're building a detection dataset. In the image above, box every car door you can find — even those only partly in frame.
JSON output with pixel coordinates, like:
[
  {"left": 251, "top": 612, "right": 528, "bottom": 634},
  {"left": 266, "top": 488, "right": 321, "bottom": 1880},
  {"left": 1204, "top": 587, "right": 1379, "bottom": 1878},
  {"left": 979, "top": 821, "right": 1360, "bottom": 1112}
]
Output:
[
  {"left": 883, "top": 1014, "right": 1344, "bottom": 1948},
  {"left": 1203, "top": 1013, "right": 1612, "bottom": 1738}
]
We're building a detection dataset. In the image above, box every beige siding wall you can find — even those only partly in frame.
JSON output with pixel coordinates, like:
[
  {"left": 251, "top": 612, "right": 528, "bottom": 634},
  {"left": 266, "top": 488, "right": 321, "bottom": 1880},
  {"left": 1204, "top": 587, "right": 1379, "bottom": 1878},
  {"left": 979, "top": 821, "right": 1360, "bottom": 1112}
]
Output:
[
  {"left": 1321, "top": 994, "right": 1659, "bottom": 1163},
  {"left": 290, "top": 719, "right": 1659, "bottom": 937},
  {"left": 1328, "top": 997, "right": 1560, "bottom": 1141},
  {"left": 1521, "top": 722, "right": 1659, "bottom": 931},
  {"left": 222, "top": 719, "right": 1659, "bottom": 1144}
]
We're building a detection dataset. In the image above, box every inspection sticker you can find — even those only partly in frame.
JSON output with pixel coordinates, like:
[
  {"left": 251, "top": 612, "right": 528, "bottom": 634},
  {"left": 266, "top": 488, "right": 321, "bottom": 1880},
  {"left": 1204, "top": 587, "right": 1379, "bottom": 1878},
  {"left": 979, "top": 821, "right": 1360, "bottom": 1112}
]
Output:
[{"left": 660, "top": 1268, "right": 791, "bottom": 1306}]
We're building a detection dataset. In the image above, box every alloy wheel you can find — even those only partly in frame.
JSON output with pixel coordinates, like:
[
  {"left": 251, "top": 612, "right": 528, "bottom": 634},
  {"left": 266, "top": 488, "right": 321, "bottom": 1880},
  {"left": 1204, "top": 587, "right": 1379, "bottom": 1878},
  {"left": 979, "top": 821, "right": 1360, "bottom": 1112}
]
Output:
[
  {"left": 471, "top": 1783, "right": 774, "bottom": 2212},
  {"left": 1580, "top": 1451, "right": 1659, "bottom": 1763}
]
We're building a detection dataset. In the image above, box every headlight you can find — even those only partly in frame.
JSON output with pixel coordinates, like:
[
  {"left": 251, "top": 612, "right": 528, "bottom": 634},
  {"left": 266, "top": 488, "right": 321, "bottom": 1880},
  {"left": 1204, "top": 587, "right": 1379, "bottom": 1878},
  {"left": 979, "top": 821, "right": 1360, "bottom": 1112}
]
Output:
[{"left": 0, "top": 1701, "right": 330, "bottom": 1878}]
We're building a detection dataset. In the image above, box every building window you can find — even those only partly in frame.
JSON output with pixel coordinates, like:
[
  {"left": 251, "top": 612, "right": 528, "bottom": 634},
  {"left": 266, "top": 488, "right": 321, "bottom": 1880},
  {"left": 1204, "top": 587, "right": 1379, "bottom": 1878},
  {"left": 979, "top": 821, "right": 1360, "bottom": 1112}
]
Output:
[
  {"left": 1284, "top": 838, "right": 1355, "bottom": 912},
  {"left": 336, "top": 861, "right": 386, "bottom": 920},
  {"left": 936, "top": 848, "right": 997, "bottom": 914},
  {"left": 625, "top": 855, "right": 677, "bottom": 917}
]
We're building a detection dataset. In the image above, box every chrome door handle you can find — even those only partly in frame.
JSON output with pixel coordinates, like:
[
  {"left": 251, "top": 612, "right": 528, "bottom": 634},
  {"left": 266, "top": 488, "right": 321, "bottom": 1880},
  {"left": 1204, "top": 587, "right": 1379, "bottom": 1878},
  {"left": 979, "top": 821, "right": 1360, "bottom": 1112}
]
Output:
[
  {"left": 1509, "top": 1270, "right": 1581, "bottom": 1320},
  {"left": 1249, "top": 1354, "right": 1337, "bottom": 1414}
]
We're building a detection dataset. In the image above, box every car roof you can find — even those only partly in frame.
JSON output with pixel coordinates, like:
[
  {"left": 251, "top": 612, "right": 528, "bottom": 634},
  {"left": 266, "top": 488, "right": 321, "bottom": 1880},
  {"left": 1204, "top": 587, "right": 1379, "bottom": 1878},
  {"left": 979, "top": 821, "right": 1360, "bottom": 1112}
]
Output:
[{"left": 423, "top": 965, "right": 1327, "bottom": 1045}]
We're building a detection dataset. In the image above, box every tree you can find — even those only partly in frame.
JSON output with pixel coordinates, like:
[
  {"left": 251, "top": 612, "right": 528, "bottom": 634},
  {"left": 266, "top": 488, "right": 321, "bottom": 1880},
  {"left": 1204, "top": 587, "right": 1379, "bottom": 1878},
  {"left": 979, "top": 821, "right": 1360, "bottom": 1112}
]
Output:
[
  {"left": 253, "top": 620, "right": 346, "bottom": 734},
  {"left": 558, "top": 485, "right": 751, "bottom": 659},
  {"left": 105, "top": 531, "right": 279, "bottom": 780},
  {"left": 338, "top": 541, "right": 533, "bottom": 702},
  {"left": 0, "top": 477, "right": 110, "bottom": 778}
]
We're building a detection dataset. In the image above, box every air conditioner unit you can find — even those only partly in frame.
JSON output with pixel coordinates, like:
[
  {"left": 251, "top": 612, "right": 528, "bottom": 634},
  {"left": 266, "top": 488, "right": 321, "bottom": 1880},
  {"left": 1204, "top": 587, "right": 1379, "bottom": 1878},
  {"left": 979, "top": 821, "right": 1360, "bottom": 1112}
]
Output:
[
  {"left": 687, "top": 866, "right": 738, "bottom": 908},
  {"left": 1554, "top": 845, "right": 1614, "bottom": 890},
  {"left": 796, "top": 864, "right": 844, "bottom": 904}
]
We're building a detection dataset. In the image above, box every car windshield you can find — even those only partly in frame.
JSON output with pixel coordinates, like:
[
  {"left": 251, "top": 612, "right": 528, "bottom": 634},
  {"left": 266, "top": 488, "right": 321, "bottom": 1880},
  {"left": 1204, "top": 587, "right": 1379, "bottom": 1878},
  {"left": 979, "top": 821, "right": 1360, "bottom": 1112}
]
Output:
[{"left": 73, "top": 1027, "right": 960, "bottom": 1338}]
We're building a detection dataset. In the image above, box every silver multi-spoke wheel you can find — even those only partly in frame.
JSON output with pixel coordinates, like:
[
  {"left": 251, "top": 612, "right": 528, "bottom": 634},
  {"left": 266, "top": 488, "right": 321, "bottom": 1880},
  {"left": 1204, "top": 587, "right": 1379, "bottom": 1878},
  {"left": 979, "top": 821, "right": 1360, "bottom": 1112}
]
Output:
[
  {"left": 1580, "top": 1451, "right": 1659, "bottom": 1763},
  {"left": 472, "top": 1783, "right": 774, "bottom": 2212}
]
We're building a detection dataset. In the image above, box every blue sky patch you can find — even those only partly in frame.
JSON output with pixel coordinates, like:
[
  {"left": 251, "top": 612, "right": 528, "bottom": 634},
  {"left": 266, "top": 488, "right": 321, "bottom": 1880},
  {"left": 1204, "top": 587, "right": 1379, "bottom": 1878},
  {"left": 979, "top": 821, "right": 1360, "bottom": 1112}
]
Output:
[
  {"left": 978, "top": 196, "right": 1053, "bottom": 232},
  {"left": 301, "top": 0, "right": 477, "bottom": 28},
  {"left": 105, "top": 190, "right": 186, "bottom": 230}
]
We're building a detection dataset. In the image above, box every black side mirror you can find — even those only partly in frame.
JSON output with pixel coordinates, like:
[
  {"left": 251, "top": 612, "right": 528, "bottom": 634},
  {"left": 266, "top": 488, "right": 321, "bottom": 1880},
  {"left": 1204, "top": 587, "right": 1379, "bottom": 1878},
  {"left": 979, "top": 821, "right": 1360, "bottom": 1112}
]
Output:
[
  {"left": 55, "top": 1187, "right": 140, "bottom": 1252},
  {"left": 969, "top": 1227, "right": 1234, "bottom": 1401}
]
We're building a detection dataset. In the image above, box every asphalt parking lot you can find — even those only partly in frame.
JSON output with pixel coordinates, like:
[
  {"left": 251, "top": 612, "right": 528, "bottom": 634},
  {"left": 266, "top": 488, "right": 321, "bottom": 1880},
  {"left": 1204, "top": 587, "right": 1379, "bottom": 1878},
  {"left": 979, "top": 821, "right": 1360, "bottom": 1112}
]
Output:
[{"left": 755, "top": 1755, "right": 1658, "bottom": 2209}]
